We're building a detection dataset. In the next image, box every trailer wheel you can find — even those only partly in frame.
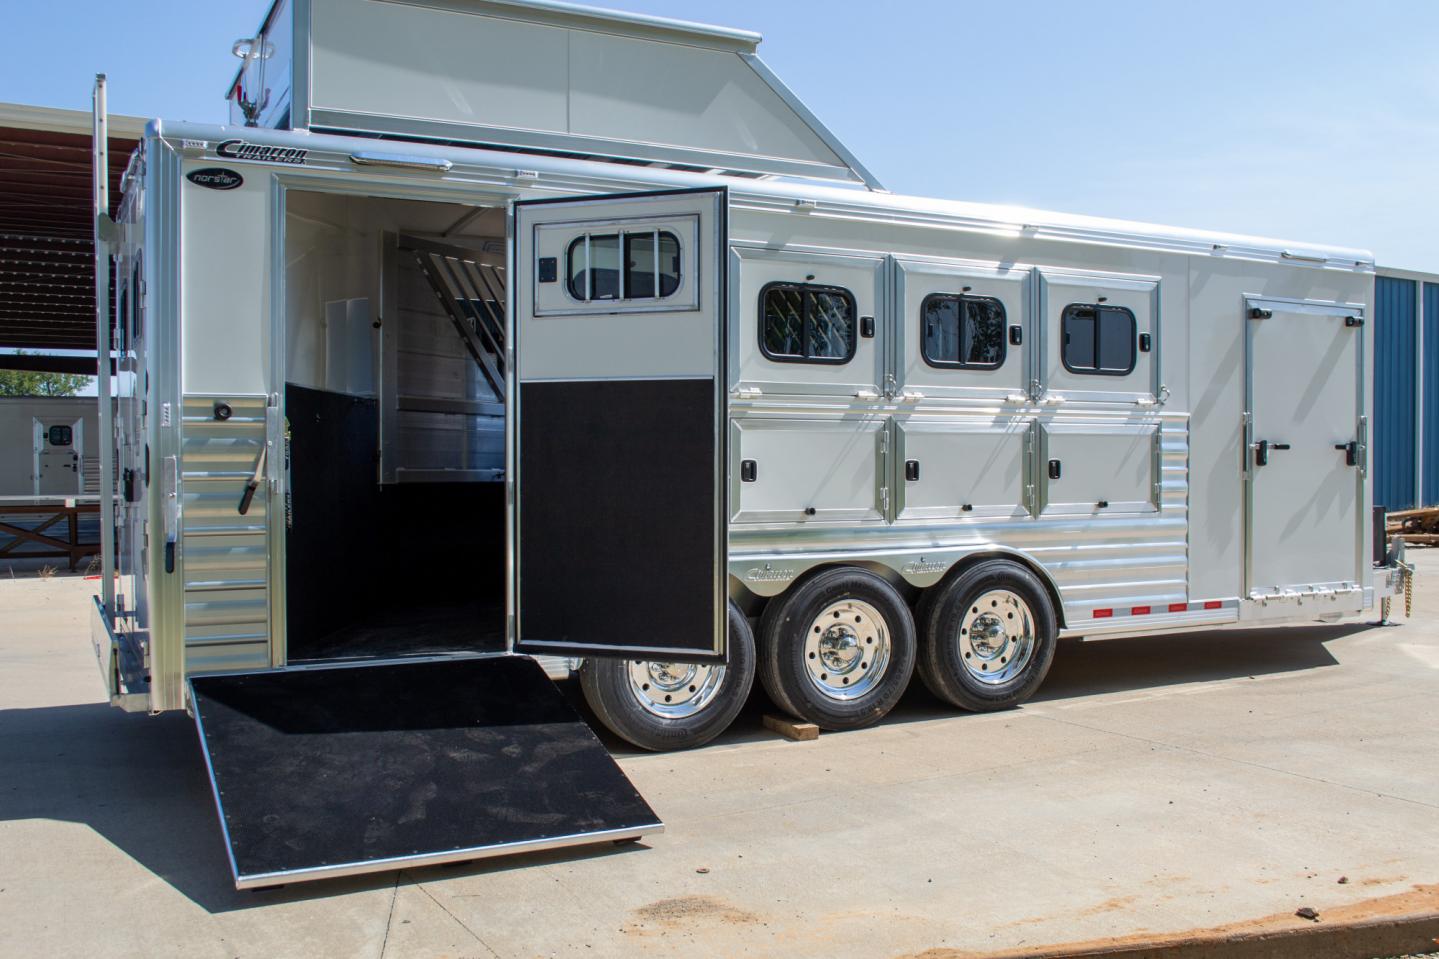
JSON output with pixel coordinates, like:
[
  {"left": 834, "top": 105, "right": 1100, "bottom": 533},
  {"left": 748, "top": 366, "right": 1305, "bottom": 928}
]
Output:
[
  {"left": 758, "top": 567, "right": 916, "bottom": 731},
  {"left": 579, "top": 601, "right": 755, "bottom": 752},
  {"left": 917, "top": 559, "right": 1057, "bottom": 711}
]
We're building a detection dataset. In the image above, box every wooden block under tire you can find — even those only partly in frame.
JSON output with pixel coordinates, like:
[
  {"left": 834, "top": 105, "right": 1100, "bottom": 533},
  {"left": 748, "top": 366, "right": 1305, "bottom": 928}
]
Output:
[{"left": 763, "top": 713, "right": 819, "bottom": 741}]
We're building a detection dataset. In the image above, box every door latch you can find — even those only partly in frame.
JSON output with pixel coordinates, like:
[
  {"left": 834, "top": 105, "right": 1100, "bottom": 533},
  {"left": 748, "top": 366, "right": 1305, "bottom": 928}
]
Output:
[
  {"left": 1253, "top": 440, "right": 1290, "bottom": 467},
  {"left": 905, "top": 459, "right": 920, "bottom": 482},
  {"left": 1334, "top": 441, "right": 1358, "bottom": 466},
  {"left": 1048, "top": 459, "right": 1062, "bottom": 480}
]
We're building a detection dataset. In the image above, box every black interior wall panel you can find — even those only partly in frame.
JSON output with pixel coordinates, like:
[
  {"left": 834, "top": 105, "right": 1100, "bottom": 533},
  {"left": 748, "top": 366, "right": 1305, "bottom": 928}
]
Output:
[
  {"left": 517, "top": 378, "right": 719, "bottom": 661},
  {"left": 285, "top": 384, "right": 381, "bottom": 656},
  {"left": 285, "top": 384, "right": 508, "bottom": 659}
]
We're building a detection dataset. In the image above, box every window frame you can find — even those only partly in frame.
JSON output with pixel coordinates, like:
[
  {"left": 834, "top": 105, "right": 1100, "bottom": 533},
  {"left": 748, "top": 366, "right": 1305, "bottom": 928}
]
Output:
[
  {"left": 1060, "top": 303, "right": 1137, "bottom": 377},
  {"left": 757, "top": 281, "right": 859, "bottom": 366},
  {"left": 919, "top": 292, "right": 1008, "bottom": 371},
  {"left": 564, "top": 229, "right": 682, "bottom": 304}
]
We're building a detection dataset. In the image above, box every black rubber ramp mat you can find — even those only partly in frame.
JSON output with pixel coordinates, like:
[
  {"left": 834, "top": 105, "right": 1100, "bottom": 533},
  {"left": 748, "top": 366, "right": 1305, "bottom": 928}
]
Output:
[{"left": 190, "top": 656, "right": 661, "bottom": 889}]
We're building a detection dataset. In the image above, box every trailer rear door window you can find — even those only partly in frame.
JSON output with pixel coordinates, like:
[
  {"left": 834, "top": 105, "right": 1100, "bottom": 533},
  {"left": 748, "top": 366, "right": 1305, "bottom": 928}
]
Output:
[
  {"left": 1062, "top": 304, "right": 1136, "bottom": 375},
  {"left": 566, "top": 231, "right": 680, "bottom": 303},
  {"left": 760, "top": 283, "right": 857, "bottom": 364},
  {"left": 921, "top": 293, "right": 1006, "bottom": 369}
]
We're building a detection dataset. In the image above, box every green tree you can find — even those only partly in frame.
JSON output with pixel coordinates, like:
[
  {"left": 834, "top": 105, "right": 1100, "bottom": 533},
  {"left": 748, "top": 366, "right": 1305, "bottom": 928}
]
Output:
[{"left": 0, "top": 352, "right": 93, "bottom": 397}]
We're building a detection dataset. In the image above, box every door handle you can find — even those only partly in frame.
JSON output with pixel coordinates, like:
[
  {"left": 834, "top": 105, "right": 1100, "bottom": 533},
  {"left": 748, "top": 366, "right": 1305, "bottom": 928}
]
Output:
[
  {"left": 238, "top": 448, "right": 267, "bottom": 515},
  {"left": 1335, "top": 441, "right": 1358, "bottom": 467},
  {"left": 1253, "top": 440, "right": 1290, "bottom": 467}
]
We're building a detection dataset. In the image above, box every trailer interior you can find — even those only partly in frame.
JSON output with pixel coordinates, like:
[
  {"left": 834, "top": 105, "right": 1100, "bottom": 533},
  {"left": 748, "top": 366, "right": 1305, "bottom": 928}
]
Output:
[{"left": 281, "top": 190, "right": 509, "bottom": 664}]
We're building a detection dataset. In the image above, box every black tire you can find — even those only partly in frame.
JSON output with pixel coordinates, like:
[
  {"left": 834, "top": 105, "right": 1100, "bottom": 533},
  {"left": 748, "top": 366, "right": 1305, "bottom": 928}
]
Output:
[
  {"left": 579, "top": 600, "right": 756, "bottom": 752},
  {"left": 758, "top": 567, "right": 916, "bottom": 731},
  {"left": 917, "top": 559, "right": 1057, "bottom": 712}
]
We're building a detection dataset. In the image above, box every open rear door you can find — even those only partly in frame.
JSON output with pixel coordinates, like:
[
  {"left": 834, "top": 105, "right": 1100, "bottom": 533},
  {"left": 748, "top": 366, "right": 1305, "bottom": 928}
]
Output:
[
  {"left": 513, "top": 188, "right": 728, "bottom": 663},
  {"left": 191, "top": 657, "right": 661, "bottom": 889}
]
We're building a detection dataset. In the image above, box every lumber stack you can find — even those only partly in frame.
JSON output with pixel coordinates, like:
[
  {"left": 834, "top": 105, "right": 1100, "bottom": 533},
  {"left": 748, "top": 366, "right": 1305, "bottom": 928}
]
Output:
[{"left": 1387, "top": 507, "right": 1439, "bottom": 545}]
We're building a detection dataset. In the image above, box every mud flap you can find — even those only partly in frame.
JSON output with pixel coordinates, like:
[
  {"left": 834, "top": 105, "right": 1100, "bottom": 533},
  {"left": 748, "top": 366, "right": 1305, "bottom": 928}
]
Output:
[{"left": 189, "top": 656, "right": 661, "bottom": 889}]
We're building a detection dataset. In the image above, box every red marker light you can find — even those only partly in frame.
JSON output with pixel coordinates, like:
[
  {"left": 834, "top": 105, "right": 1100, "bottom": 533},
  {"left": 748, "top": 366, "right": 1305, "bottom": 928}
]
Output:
[
  {"left": 1168, "top": 602, "right": 1188, "bottom": 613},
  {"left": 1093, "top": 608, "right": 1113, "bottom": 618},
  {"left": 1131, "top": 606, "right": 1151, "bottom": 616},
  {"left": 1203, "top": 600, "right": 1223, "bottom": 610}
]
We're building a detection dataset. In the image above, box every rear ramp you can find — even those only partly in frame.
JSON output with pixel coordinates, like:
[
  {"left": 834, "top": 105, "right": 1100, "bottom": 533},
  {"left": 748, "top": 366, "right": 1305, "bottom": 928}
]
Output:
[{"left": 190, "top": 656, "right": 660, "bottom": 889}]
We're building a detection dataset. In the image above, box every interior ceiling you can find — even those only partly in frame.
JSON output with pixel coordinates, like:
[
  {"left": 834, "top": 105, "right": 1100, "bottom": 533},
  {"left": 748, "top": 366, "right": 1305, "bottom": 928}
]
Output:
[{"left": 0, "top": 111, "right": 140, "bottom": 354}]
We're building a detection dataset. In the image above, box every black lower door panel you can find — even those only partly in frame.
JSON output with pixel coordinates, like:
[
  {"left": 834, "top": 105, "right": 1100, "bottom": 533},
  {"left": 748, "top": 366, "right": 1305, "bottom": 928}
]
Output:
[{"left": 190, "top": 656, "right": 661, "bottom": 889}]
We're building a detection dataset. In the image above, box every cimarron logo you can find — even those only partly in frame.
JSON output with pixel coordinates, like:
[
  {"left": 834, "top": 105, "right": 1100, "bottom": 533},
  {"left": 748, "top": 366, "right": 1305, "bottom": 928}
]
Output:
[
  {"left": 745, "top": 564, "right": 796, "bottom": 584},
  {"left": 185, "top": 168, "right": 244, "bottom": 191},
  {"left": 215, "top": 139, "right": 309, "bottom": 164}
]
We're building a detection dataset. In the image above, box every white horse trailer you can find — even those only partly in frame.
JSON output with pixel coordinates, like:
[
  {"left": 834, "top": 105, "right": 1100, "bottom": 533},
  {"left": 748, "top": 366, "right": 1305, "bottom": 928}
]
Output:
[
  {"left": 90, "top": 0, "right": 1408, "bottom": 889},
  {"left": 0, "top": 396, "right": 97, "bottom": 499}
]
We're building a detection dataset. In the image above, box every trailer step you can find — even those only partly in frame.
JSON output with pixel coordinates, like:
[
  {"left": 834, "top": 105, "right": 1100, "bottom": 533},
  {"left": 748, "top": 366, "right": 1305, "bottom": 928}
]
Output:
[{"left": 189, "top": 656, "right": 661, "bottom": 889}]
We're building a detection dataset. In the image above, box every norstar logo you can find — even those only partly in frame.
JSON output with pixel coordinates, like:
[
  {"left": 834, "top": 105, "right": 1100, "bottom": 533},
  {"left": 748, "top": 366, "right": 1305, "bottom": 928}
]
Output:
[
  {"left": 186, "top": 168, "right": 243, "bottom": 191},
  {"left": 216, "top": 139, "right": 308, "bottom": 165}
]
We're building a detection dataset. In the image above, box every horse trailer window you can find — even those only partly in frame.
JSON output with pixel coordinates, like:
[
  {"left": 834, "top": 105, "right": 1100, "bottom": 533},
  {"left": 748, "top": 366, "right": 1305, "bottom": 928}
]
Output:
[
  {"left": 921, "top": 293, "right": 1007, "bottom": 369},
  {"left": 566, "top": 230, "right": 680, "bottom": 303},
  {"left": 1062, "top": 304, "right": 1136, "bottom": 375},
  {"left": 760, "top": 283, "right": 857, "bottom": 364},
  {"left": 48, "top": 425, "right": 73, "bottom": 446}
]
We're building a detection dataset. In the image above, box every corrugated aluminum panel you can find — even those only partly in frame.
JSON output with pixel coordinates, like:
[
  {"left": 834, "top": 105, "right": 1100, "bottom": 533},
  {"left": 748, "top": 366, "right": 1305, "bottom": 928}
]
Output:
[
  {"left": 1426, "top": 283, "right": 1439, "bottom": 507},
  {"left": 180, "top": 395, "right": 271, "bottom": 673},
  {"left": 1372, "top": 275, "right": 1417, "bottom": 511}
]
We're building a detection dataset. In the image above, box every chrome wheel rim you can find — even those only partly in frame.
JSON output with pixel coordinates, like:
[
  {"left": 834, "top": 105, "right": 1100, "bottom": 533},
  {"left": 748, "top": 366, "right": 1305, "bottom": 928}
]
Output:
[
  {"left": 958, "top": 589, "right": 1035, "bottom": 685},
  {"left": 803, "top": 598, "right": 890, "bottom": 700},
  {"left": 628, "top": 659, "right": 727, "bottom": 719}
]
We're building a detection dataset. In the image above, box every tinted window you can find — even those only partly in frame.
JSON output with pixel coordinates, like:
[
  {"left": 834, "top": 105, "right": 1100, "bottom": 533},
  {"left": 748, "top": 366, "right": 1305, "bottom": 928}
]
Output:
[
  {"left": 1062, "top": 304, "right": 1136, "bottom": 375},
  {"left": 48, "top": 425, "right": 73, "bottom": 447},
  {"left": 566, "top": 231, "right": 680, "bottom": 302},
  {"left": 921, "top": 293, "right": 1007, "bottom": 369},
  {"left": 624, "top": 232, "right": 681, "bottom": 298},
  {"left": 760, "top": 283, "right": 857, "bottom": 364}
]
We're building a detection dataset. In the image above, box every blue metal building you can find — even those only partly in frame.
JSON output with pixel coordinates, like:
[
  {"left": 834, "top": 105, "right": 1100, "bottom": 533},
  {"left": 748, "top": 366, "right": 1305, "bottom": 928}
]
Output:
[{"left": 1372, "top": 268, "right": 1439, "bottom": 511}]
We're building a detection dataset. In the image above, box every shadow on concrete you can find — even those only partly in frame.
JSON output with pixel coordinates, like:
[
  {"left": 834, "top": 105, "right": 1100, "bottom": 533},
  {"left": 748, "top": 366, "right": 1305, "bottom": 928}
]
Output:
[
  {"left": 1032, "top": 623, "right": 1362, "bottom": 703},
  {"left": 0, "top": 622, "right": 1370, "bottom": 910}
]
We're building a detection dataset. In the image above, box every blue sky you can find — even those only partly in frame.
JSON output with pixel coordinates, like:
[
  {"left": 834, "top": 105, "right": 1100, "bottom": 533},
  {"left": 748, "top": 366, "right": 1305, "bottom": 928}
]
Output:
[{"left": 5, "top": 0, "right": 1438, "bottom": 268}]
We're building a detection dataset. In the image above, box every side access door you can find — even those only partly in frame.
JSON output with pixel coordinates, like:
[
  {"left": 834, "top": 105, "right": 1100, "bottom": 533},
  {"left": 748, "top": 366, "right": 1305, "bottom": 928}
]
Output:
[
  {"left": 33, "top": 417, "right": 84, "bottom": 497},
  {"left": 1245, "top": 298, "right": 1366, "bottom": 596},
  {"left": 513, "top": 188, "right": 728, "bottom": 662}
]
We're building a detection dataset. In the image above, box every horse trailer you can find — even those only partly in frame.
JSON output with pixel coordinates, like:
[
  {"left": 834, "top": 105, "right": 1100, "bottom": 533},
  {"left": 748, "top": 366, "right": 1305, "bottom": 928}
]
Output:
[{"left": 88, "top": 0, "right": 1409, "bottom": 890}]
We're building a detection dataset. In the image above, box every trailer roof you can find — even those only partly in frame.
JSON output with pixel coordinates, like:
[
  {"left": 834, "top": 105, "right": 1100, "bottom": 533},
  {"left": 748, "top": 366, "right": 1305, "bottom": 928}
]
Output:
[
  {"left": 0, "top": 103, "right": 144, "bottom": 357},
  {"left": 156, "top": 118, "right": 1377, "bottom": 269}
]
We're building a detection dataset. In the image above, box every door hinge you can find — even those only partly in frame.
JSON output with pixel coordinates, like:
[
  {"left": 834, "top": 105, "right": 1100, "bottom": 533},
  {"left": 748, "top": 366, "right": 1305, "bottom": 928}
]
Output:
[{"left": 880, "top": 487, "right": 889, "bottom": 512}]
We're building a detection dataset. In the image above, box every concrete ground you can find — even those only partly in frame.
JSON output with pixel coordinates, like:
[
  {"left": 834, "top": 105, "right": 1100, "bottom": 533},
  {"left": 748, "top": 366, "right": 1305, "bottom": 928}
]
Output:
[{"left": 2, "top": 558, "right": 1438, "bottom": 959}]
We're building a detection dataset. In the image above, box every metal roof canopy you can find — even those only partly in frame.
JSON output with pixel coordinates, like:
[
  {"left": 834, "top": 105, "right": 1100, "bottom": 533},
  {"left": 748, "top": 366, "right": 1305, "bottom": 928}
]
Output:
[
  {"left": 0, "top": 103, "right": 142, "bottom": 356},
  {"left": 227, "top": 0, "right": 883, "bottom": 189}
]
